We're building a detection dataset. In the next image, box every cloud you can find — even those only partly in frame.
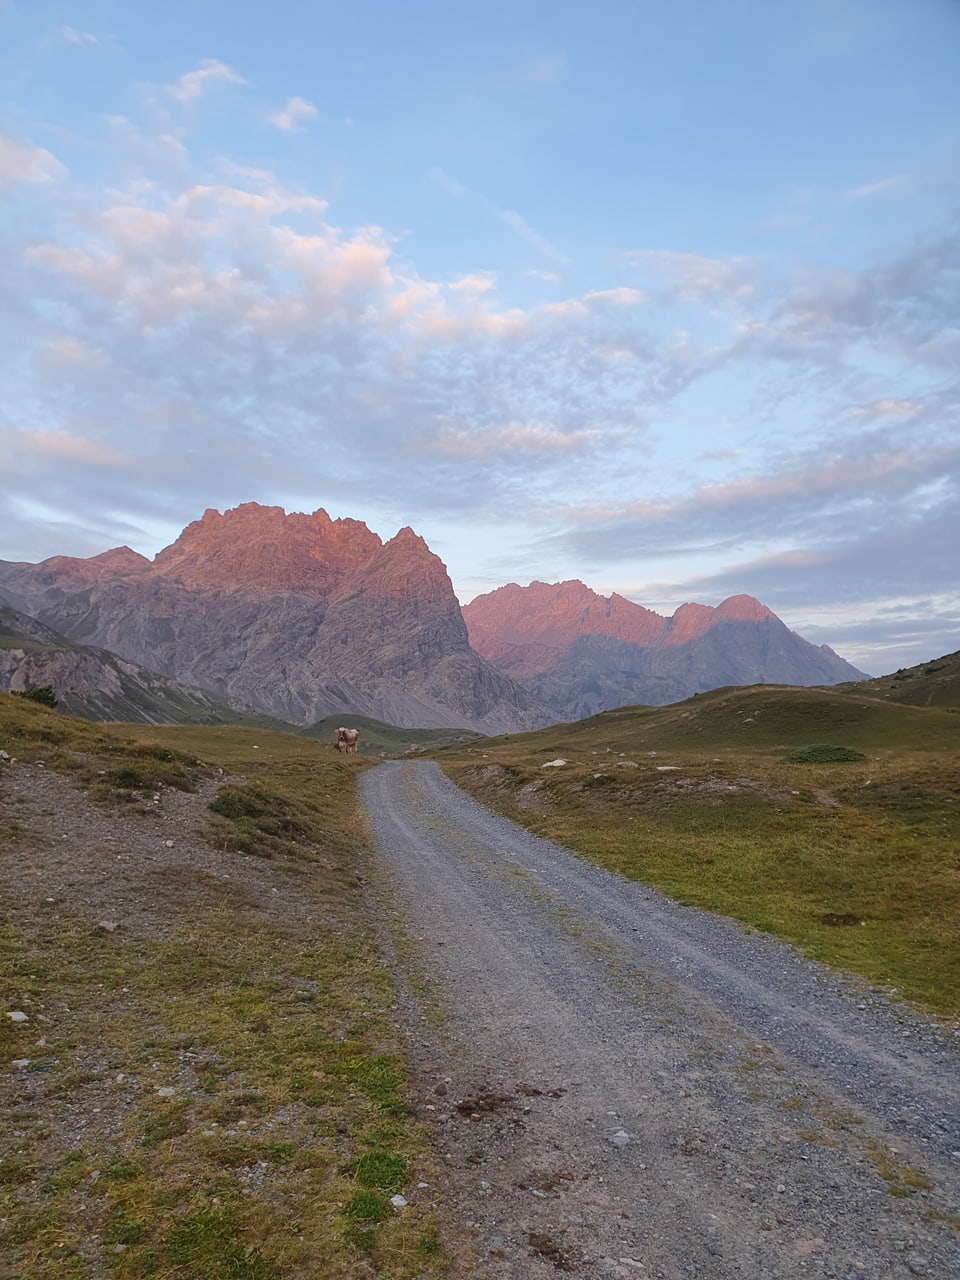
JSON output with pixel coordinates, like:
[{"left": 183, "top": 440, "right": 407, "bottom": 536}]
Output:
[
  {"left": 41, "top": 336, "right": 102, "bottom": 367},
  {"left": 845, "top": 175, "right": 909, "bottom": 201},
  {"left": 6, "top": 429, "right": 126, "bottom": 468},
  {"left": 557, "top": 442, "right": 959, "bottom": 552},
  {"left": 10, "top": 146, "right": 647, "bottom": 536},
  {"left": 167, "top": 60, "right": 246, "bottom": 104},
  {"left": 500, "top": 210, "right": 571, "bottom": 265},
  {"left": 519, "top": 52, "right": 567, "bottom": 85},
  {"left": 0, "top": 134, "right": 65, "bottom": 188},
  {"left": 429, "top": 166, "right": 571, "bottom": 265},
  {"left": 622, "top": 250, "right": 757, "bottom": 307},
  {"left": 60, "top": 27, "right": 97, "bottom": 45},
  {"left": 447, "top": 272, "right": 497, "bottom": 297},
  {"left": 848, "top": 398, "right": 919, "bottom": 419},
  {"left": 773, "top": 225, "right": 960, "bottom": 354},
  {"left": 470, "top": 50, "right": 568, "bottom": 98},
  {"left": 2, "top": 98, "right": 956, "bottom": 675},
  {"left": 267, "top": 96, "right": 319, "bottom": 133},
  {"left": 433, "top": 422, "right": 602, "bottom": 458}
]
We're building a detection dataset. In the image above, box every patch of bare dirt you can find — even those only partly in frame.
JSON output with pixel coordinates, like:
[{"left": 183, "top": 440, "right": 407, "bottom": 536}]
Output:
[
  {"left": 514, "top": 780, "right": 554, "bottom": 814},
  {"left": 0, "top": 759, "right": 322, "bottom": 937}
]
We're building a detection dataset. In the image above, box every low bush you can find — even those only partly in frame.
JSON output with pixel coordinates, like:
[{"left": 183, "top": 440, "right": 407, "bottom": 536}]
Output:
[
  {"left": 786, "top": 744, "right": 865, "bottom": 764},
  {"left": 12, "top": 684, "right": 58, "bottom": 708}
]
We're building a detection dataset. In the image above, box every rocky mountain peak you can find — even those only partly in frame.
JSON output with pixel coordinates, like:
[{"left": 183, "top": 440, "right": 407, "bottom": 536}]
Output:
[
  {"left": 89, "top": 546, "right": 150, "bottom": 574},
  {"left": 36, "top": 545, "right": 149, "bottom": 585},
  {"left": 663, "top": 596, "right": 774, "bottom": 645},
  {"left": 464, "top": 578, "right": 667, "bottom": 651},
  {"left": 335, "top": 524, "right": 458, "bottom": 608},
  {"left": 152, "top": 503, "right": 382, "bottom": 594},
  {"left": 714, "top": 594, "right": 776, "bottom": 623}
]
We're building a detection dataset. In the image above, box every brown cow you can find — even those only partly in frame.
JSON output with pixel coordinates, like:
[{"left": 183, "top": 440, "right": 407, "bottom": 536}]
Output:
[{"left": 336, "top": 726, "right": 359, "bottom": 756}]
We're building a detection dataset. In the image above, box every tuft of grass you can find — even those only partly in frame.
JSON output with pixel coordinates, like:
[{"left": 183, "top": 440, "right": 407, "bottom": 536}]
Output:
[
  {"left": 353, "top": 1149, "right": 408, "bottom": 1192},
  {"left": 344, "top": 1189, "right": 391, "bottom": 1222},
  {"left": 865, "top": 1140, "right": 933, "bottom": 1198},
  {"left": 206, "top": 781, "right": 318, "bottom": 857}
]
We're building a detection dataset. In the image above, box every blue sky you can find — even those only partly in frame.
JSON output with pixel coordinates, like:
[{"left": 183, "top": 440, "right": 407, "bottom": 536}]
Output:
[{"left": 2, "top": 0, "right": 958, "bottom": 674}]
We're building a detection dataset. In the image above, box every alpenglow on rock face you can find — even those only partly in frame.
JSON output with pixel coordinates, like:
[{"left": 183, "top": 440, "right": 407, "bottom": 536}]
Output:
[
  {"left": 463, "top": 579, "right": 868, "bottom": 720},
  {"left": 0, "top": 505, "right": 550, "bottom": 732}
]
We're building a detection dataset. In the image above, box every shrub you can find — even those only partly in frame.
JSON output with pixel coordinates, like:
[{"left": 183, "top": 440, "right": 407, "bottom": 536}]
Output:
[
  {"left": 12, "top": 684, "right": 58, "bottom": 708},
  {"left": 786, "top": 744, "right": 865, "bottom": 764}
]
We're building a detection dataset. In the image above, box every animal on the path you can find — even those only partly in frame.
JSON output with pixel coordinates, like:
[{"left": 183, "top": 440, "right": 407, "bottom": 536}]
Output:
[{"left": 336, "top": 726, "right": 359, "bottom": 755}]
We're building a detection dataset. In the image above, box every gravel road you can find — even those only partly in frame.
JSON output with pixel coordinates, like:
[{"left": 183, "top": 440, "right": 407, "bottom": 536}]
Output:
[{"left": 360, "top": 760, "right": 960, "bottom": 1280}]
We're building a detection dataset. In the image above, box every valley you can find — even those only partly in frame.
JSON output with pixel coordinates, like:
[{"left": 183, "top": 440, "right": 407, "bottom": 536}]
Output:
[{"left": 1, "top": 661, "right": 957, "bottom": 1278}]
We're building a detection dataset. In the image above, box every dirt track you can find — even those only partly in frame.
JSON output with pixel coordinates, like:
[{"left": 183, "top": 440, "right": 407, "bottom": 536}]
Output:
[{"left": 361, "top": 760, "right": 960, "bottom": 1280}]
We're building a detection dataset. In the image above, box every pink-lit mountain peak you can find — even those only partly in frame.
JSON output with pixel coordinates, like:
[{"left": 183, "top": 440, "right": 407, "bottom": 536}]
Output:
[
  {"left": 465, "top": 579, "right": 675, "bottom": 650},
  {"left": 149, "top": 503, "right": 382, "bottom": 592}
]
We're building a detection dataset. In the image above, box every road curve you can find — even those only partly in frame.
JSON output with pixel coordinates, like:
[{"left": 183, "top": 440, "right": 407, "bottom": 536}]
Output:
[{"left": 361, "top": 760, "right": 960, "bottom": 1280}]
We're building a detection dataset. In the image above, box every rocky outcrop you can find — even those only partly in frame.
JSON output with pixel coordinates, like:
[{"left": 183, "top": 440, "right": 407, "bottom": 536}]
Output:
[
  {"left": 0, "top": 506, "right": 550, "bottom": 733},
  {"left": 463, "top": 580, "right": 867, "bottom": 719},
  {"left": 0, "top": 604, "right": 244, "bottom": 725}
]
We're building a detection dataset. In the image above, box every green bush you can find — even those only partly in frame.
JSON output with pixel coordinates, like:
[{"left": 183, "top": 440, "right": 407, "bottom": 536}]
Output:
[
  {"left": 12, "top": 684, "right": 58, "bottom": 708},
  {"left": 786, "top": 744, "right": 865, "bottom": 764}
]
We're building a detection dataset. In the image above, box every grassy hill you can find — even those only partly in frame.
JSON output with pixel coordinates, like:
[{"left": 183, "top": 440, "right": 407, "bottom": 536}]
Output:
[
  {"left": 514, "top": 682, "right": 960, "bottom": 754},
  {"left": 434, "top": 684, "right": 960, "bottom": 1021},
  {"left": 832, "top": 649, "right": 960, "bottom": 709}
]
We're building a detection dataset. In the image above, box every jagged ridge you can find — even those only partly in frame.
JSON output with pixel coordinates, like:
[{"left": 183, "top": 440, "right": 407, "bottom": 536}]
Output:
[{"left": 463, "top": 579, "right": 867, "bottom": 719}]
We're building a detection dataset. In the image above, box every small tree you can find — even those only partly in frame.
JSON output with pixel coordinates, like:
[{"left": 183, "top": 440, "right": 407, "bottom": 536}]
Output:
[{"left": 12, "top": 684, "right": 59, "bottom": 708}]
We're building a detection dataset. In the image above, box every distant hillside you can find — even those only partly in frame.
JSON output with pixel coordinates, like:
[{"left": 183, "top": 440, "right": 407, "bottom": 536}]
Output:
[
  {"left": 457, "top": 682, "right": 960, "bottom": 757},
  {"left": 832, "top": 650, "right": 960, "bottom": 709},
  {"left": 464, "top": 580, "right": 867, "bottom": 719},
  {"left": 300, "top": 714, "right": 482, "bottom": 756},
  {"left": 0, "top": 602, "right": 282, "bottom": 727}
]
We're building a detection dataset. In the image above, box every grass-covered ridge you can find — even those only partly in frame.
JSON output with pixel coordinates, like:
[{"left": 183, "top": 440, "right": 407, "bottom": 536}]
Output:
[
  {"left": 0, "top": 694, "right": 448, "bottom": 1279},
  {"left": 832, "top": 648, "right": 960, "bottom": 710},
  {"left": 435, "top": 684, "right": 960, "bottom": 1022}
]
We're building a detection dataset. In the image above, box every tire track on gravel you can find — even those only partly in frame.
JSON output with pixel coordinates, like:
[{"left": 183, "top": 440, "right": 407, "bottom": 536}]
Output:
[{"left": 361, "top": 760, "right": 960, "bottom": 1280}]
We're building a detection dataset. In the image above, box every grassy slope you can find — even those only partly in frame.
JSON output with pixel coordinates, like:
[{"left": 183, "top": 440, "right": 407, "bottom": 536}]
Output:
[
  {"left": 436, "top": 685, "right": 960, "bottom": 1022},
  {"left": 832, "top": 649, "right": 960, "bottom": 710},
  {"left": 0, "top": 695, "right": 447, "bottom": 1280}
]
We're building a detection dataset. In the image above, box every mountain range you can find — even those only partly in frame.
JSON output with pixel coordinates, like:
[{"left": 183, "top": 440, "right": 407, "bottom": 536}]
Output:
[
  {"left": 0, "top": 503, "right": 867, "bottom": 730},
  {"left": 0, "top": 505, "right": 545, "bottom": 733},
  {"left": 463, "top": 579, "right": 866, "bottom": 721}
]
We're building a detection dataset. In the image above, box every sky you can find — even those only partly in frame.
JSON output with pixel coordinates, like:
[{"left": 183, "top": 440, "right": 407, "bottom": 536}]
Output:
[{"left": 1, "top": 0, "right": 958, "bottom": 675}]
